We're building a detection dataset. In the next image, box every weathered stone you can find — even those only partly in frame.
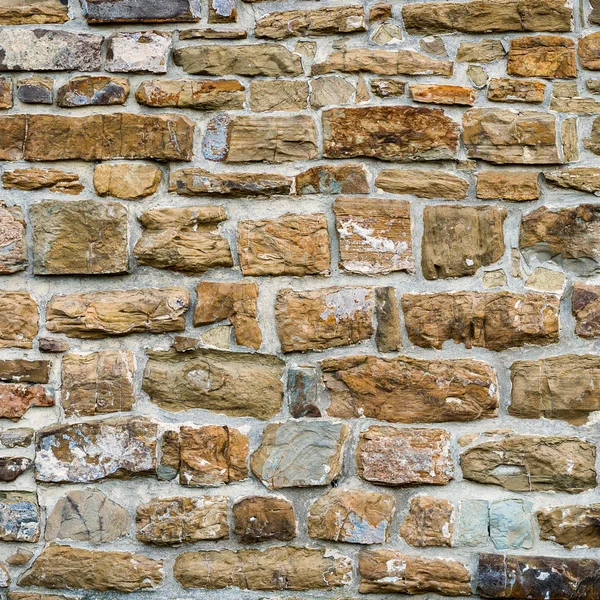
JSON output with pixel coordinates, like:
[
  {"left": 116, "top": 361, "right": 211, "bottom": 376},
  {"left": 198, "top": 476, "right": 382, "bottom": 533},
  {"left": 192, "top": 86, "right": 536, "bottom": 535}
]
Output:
[
  {"left": 510, "top": 354, "right": 600, "bottom": 424},
  {"left": 0, "top": 383, "right": 53, "bottom": 420},
  {"left": 31, "top": 200, "right": 128, "bottom": 275},
  {"left": 359, "top": 550, "right": 471, "bottom": 595},
  {"left": 489, "top": 499, "right": 533, "bottom": 550},
  {"left": 488, "top": 78, "right": 546, "bottom": 102},
  {"left": 371, "top": 23, "right": 403, "bottom": 44},
  {"left": 550, "top": 93, "right": 600, "bottom": 112},
  {"left": 587, "top": 78, "right": 600, "bottom": 92},
  {"left": 296, "top": 164, "right": 369, "bottom": 195},
  {"left": 0, "top": 115, "right": 26, "bottom": 160},
  {"left": 233, "top": 496, "right": 296, "bottom": 543},
  {"left": 57, "top": 76, "right": 129, "bottom": 107},
  {"left": 375, "top": 287, "right": 402, "bottom": 352},
  {"left": 578, "top": 31, "right": 600, "bottom": 70},
  {"left": 477, "top": 171, "right": 540, "bottom": 200},
  {"left": 237, "top": 213, "right": 330, "bottom": 276},
  {"left": 375, "top": 168, "right": 468, "bottom": 199},
  {"left": 17, "top": 76, "right": 53, "bottom": 104},
  {"left": 0, "top": 202, "right": 27, "bottom": 274},
  {"left": 174, "top": 546, "right": 352, "bottom": 590},
  {"left": 525, "top": 267, "right": 565, "bottom": 291},
  {"left": 463, "top": 108, "right": 560, "bottom": 163},
  {"left": 309, "top": 76, "right": 354, "bottom": 108},
  {"left": 18, "top": 545, "right": 163, "bottom": 592},
  {"left": 537, "top": 504, "right": 600, "bottom": 548},
  {"left": 94, "top": 163, "right": 161, "bottom": 200},
  {"left": 194, "top": 281, "right": 261, "bottom": 349},
  {"left": 403, "top": 292, "right": 559, "bottom": 351},
  {"left": 0, "top": 360, "right": 48, "bottom": 384},
  {"left": 0, "top": 77, "right": 12, "bottom": 108},
  {"left": 251, "top": 420, "right": 348, "bottom": 488},
  {"left": 137, "top": 78, "right": 245, "bottom": 110},
  {"left": 371, "top": 78, "right": 406, "bottom": 97},
  {"left": 400, "top": 496, "right": 454, "bottom": 547},
  {"left": 46, "top": 489, "right": 130, "bottom": 544},
  {"left": 106, "top": 31, "right": 171, "bottom": 73},
  {"left": 357, "top": 426, "right": 454, "bottom": 486},
  {"left": 0, "top": 29, "right": 102, "bottom": 71},
  {"left": 572, "top": 282, "right": 600, "bottom": 337},
  {"left": 173, "top": 43, "right": 303, "bottom": 77},
  {"left": 179, "top": 28, "right": 247, "bottom": 39},
  {"left": 0, "top": 492, "right": 40, "bottom": 543},
  {"left": 134, "top": 206, "right": 232, "bottom": 274},
  {"left": 0, "top": 292, "right": 38, "bottom": 349},
  {"left": 179, "top": 425, "right": 248, "bottom": 486},
  {"left": 455, "top": 499, "right": 489, "bottom": 546},
  {"left": 0, "top": 457, "right": 32, "bottom": 482},
  {"left": 275, "top": 286, "right": 374, "bottom": 353},
  {"left": 158, "top": 429, "right": 180, "bottom": 481},
  {"left": 0, "top": 0, "right": 68, "bottom": 24},
  {"left": 6, "top": 549, "right": 34, "bottom": 566},
  {"left": 309, "top": 489, "right": 395, "bottom": 544},
  {"left": 544, "top": 167, "right": 600, "bottom": 194},
  {"left": 456, "top": 40, "right": 506, "bottom": 62},
  {"left": 420, "top": 35, "right": 448, "bottom": 56},
  {"left": 370, "top": 2, "right": 393, "bottom": 22},
  {"left": 563, "top": 116, "right": 580, "bottom": 160},
  {"left": 483, "top": 269, "right": 508, "bottom": 288},
  {"left": 0, "top": 428, "right": 34, "bottom": 448},
  {"left": 508, "top": 35, "right": 576, "bottom": 78},
  {"left": 35, "top": 417, "right": 157, "bottom": 483},
  {"left": 209, "top": 0, "right": 236, "bottom": 22},
  {"left": 461, "top": 434, "right": 597, "bottom": 493},
  {"left": 0, "top": 562, "right": 8, "bottom": 587},
  {"left": 410, "top": 84, "right": 476, "bottom": 105},
  {"left": 137, "top": 496, "right": 228, "bottom": 544},
  {"left": 38, "top": 338, "right": 69, "bottom": 353},
  {"left": 8, "top": 594, "right": 71, "bottom": 600},
  {"left": 476, "top": 553, "right": 600, "bottom": 599},
  {"left": 322, "top": 355, "right": 498, "bottom": 423},
  {"left": 468, "top": 64, "right": 489, "bottom": 87},
  {"left": 2, "top": 169, "right": 83, "bottom": 195}
]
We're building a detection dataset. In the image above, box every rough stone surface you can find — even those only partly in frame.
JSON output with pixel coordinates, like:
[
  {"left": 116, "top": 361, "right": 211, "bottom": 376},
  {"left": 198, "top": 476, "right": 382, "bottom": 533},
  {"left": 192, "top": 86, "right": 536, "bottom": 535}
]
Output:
[
  {"left": 508, "top": 36, "right": 576, "bottom": 78},
  {"left": 57, "top": 76, "right": 129, "bottom": 107},
  {"left": 0, "top": 383, "right": 54, "bottom": 421},
  {"left": 375, "top": 168, "right": 468, "bottom": 199},
  {"left": 489, "top": 499, "right": 533, "bottom": 550},
  {"left": 94, "top": 163, "right": 161, "bottom": 199},
  {"left": 0, "top": 492, "right": 40, "bottom": 543},
  {"left": 106, "top": 31, "right": 171, "bottom": 74},
  {"left": 2, "top": 169, "right": 83, "bottom": 195},
  {"left": 544, "top": 167, "right": 600, "bottom": 194},
  {"left": 400, "top": 495, "right": 454, "bottom": 547},
  {"left": 572, "top": 282, "right": 600, "bottom": 337},
  {"left": 537, "top": 504, "right": 600, "bottom": 548},
  {"left": 233, "top": 496, "right": 296, "bottom": 543},
  {"left": 0, "top": 0, "right": 68, "bottom": 24},
  {"left": 375, "top": 287, "right": 402, "bottom": 352},
  {"left": 296, "top": 164, "right": 369, "bottom": 195},
  {"left": 488, "top": 78, "right": 546, "bottom": 102},
  {"left": 0, "top": 457, "right": 32, "bottom": 482},
  {"left": 0, "top": 202, "right": 27, "bottom": 274},
  {"left": 455, "top": 500, "right": 489, "bottom": 546},
  {"left": 477, "top": 171, "right": 540, "bottom": 200},
  {"left": 80, "top": 0, "right": 197, "bottom": 23},
  {"left": 17, "top": 76, "right": 53, "bottom": 104},
  {"left": 0, "top": 292, "right": 38, "bottom": 349}
]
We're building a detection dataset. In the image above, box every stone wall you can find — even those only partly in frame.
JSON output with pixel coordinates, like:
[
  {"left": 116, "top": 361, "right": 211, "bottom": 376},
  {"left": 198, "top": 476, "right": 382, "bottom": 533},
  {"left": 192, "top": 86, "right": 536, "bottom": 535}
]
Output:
[{"left": 0, "top": 0, "right": 600, "bottom": 599}]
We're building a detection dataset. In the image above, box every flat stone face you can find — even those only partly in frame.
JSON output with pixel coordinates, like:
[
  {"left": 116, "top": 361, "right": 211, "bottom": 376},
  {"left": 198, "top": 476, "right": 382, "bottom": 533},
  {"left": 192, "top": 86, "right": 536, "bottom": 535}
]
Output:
[
  {"left": 31, "top": 200, "right": 129, "bottom": 275},
  {"left": 323, "top": 106, "right": 459, "bottom": 161},
  {"left": 357, "top": 426, "right": 454, "bottom": 486},
  {"left": 296, "top": 164, "right": 369, "bottom": 194},
  {"left": 0, "top": 428, "right": 33, "bottom": 449},
  {"left": 275, "top": 286, "right": 374, "bottom": 353},
  {"left": 489, "top": 499, "right": 533, "bottom": 550},
  {"left": 308, "top": 489, "right": 395, "bottom": 544},
  {"left": 322, "top": 355, "right": 498, "bottom": 423},
  {"left": 309, "top": 76, "right": 355, "bottom": 108},
  {"left": 537, "top": 503, "right": 600, "bottom": 548},
  {"left": 251, "top": 420, "right": 348, "bottom": 488},
  {"left": 0, "top": 383, "right": 54, "bottom": 421},
  {"left": 233, "top": 496, "right": 296, "bottom": 543},
  {"left": 0, "top": 115, "right": 26, "bottom": 160},
  {"left": 0, "top": 492, "right": 40, "bottom": 543},
  {"left": 400, "top": 496, "right": 454, "bottom": 547},
  {"left": 0, "top": 77, "right": 12, "bottom": 108},
  {"left": 18, "top": 545, "right": 163, "bottom": 592},
  {"left": 158, "top": 430, "right": 181, "bottom": 481},
  {"left": 0, "top": 456, "right": 32, "bottom": 482},
  {"left": 572, "top": 282, "right": 600, "bottom": 337},
  {"left": 457, "top": 40, "right": 506, "bottom": 62},
  {"left": 455, "top": 499, "right": 489, "bottom": 546},
  {"left": 461, "top": 434, "right": 597, "bottom": 493},
  {"left": 463, "top": 109, "right": 560, "bottom": 163},
  {"left": 287, "top": 367, "right": 323, "bottom": 418},
  {"left": 477, "top": 171, "right": 540, "bottom": 200},
  {"left": 136, "top": 496, "right": 229, "bottom": 544},
  {"left": 0, "top": 292, "right": 38, "bottom": 349},
  {"left": 375, "top": 287, "right": 402, "bottom": 352},
  {"left": 488, "top": 78, "right": 546, "bottom": 102},
  {"left": 476, "top": 553, "right": 600, "bottom": 600},
  {"left": 46, "top": 287, "right": 189, "bottom": 338},
  {"left": 174, "top": 546, "right": 352, "bottom": 590},
  {"left": 35, "top": 417, "right": 157, "bottom": 483},
  {"left": 422, "top": 205, "right": 505, "bottom": 279},
  {"left": 143, "top": 348, "right": 283, "bottom": 418},
  {"left": 544, "top": 167, "right": 600, "bottom": 194},
  {"left": 0, "top": 0, "right": 68, "bottom": 24},
  {"left": 410, "top": 83, "right": 476, "bottom": 105},
  {"left": 17, "top": 75, "right": 52, "bottom": 104},
  {"left": 2, "top": 168, "right": 83, "bottom": 195},
  {"left": 57, "top": 76, "right": 129, "bottom": 107},
  {"left": 0, "top": 359, "right": 49, "bottom": 383},
  {"left": 508, "top": 35, "right": 576, "bottom": 78},
  {"left": 359, "top": 550, "right": 471, "bottom": 595},
  {"left": 238, "top": 213, "right": 330, "bottom": 276},
  {"left": 0, "top": 202, "right": 27, "bottom": 274},
  {"left": 375, "top": 168, "right": 468, "bottom": 199},
  {"left": 106, "top": 31, "right": 171, "bottom": 73},
  {"left": 579, "top": 31, "right": 600, "bottom": 69},
  {"left": 510, "top": 354, "right": 600, "bottom": 424},
  {"left": 250, "top": 79, "right": 308, "bottom": 111},
  {"left": 403, "top": 292, "right": 559, "bottom": 351},
  {"left": 81, "top": 0, "right": 197, "bottom": 22},
  {"left": 94, "top": 163, "right": 161, "bottom": 199}
]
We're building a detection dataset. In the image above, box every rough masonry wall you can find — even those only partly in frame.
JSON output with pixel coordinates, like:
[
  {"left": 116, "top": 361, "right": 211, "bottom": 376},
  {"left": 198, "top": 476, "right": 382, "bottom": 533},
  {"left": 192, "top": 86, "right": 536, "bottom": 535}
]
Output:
[{"left": 0, "top": 0, "right": 600, "bottom": 599}]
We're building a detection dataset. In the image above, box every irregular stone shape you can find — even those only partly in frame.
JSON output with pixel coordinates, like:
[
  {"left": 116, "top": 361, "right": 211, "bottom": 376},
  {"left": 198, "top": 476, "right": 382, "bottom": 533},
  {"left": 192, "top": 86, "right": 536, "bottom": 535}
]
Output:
[
  {"left": 81, "top": 0, "right": 197, "bottom": 22},
  {"left": 170, "top": 168, "right": 292, "bottom": 197},
  {"left": 0, "top": 0, "right": 68, "bottom": 24},
  {"left": 0, "top": 77, "right": 12, "bottom": 108},
  {"left": 422, "top": 205, "right": 505, "bottom": 279},
  {"left": 35, "top": 417, "right": 157, "bottom": 483},
  {"left": 0, "top": 428, "right": 34, "bottom": 448},
  {"left": 233, "top": 496, "right": 296, "bottom": 543},
  {"left": 0, "top": 383, "right": 53, "bottom": 420},
  {"left": 371, "top": 78, "right": 406, "bottom": 97},
  {"left": 158, "top": 429, "right": 180, "bottom": 481},
  {"left": 62, "top": 351, "right": 134, "bottom": 418},
  {"left": 179, "top": 425, "right": 248, "bottom": 486},
  {"left": 468, "top": 64, "right": 489, "bottom": 87},
  {"left": 370, "top": 2, "right": 392, "bottom": 22},
  {"left": 463, "top": 108, "right": 560, "bottom": 163},
  {"left": 57, "top": 76, "right": 129, "bottom": 107},
  {"left": 106, "top": 31, "right": 171, "bottom": 73},
  {"left": 194, "top": 281, "right": 261, "bottom": 349},
  {"left": 8, "top": 595, "right": 72, "bottom": 600},
  {"left": 510, "top": 354, "right": 600, "bottom": 424},
  {"left": 6, "top": 549, "right": 33, "bottom": 566},
  {"left": 456, "top": 40, "right": 506, "bottom": 62},
  {"left": 0, "top": 492, "right": 40, "bottom": 543},
  {"left": 94, "top": 163, "right": 161, "bottom": 199},
  {"left": 312, "top": 48, "right": 453, "bottom": 76},
  {"left": 209, "top": 0, "right": 236, "bottom": 22},
  {"left": 323, "top": 106, "right": 459, "bottom": 161},
  {"left": 0, "top": 29, "right": 102, "bottom": 71},
  {"left": 0, "top": 457, "right": 32, "bottom": 482},
  {"left": 489, "top": 499, "right": 533, "bottom": 550},
  {"left": 179, "top": 27, "right": 247, "bottom": 39},
  {"left": 572, "top": 282, "right": 600, "bottom": 337},
  {"left": 544, "top": 167, "right": 600, "bottom": 195},
  {"left": 483, "top": 270, "right": 508, "bottom": 288},
  {"left": 308, "top": 489, "right": 395, "bottom": 544},
  {"left": 578, "top": 31, "right": 600, "bottom": 69},
  {"left": 537, "top": 504, "right": 600, "bottom": 548},
  {"left": 45, "top": 489, "right": 130, "bottom": 544},
  {"left": 137, "top": 496, "right": 228, "bottom": 544},
  {"left": 357, "top": 426, "right": 454, "bottom": 486},
  {"left": 137, "top": 78, "right": 245, "bottom": 110},
  {"left": 359, "top": 550, "right": 471, "bottom": 595},
  {"left": 134, "top": 206, "right": 232, "bottom": 274},
  {"left": 143, "top": 347, "right": 283, "bottom": 419},
  {"left": 334, "top": 197, "right": 413, "bottom": 275},
  {"left": 402, "top": 0, "right": 571, "bottom": 34},
  {"left": 525, "top": 267, "right": 565, "bottom": 291},
  {"left": 455, "top": 499, "right": 489, "bottom": 546},
  {"left": 375, "top": 168, "right": 468, "bottom": 199},
  {"left": 508, "top": 35, "right": 576, "bottom": 78},
  {"left": 31, "top": 199, "right": 128, "bottom": 275},
  {"left": 38, "top": 338, "right": 69, "bottom": 353},
  {"left": 0, "top": 202, "right": 27, "bottom": 274},
  {"left": 488, "top": 77, "right": 546, "bottom": 102},
  {"left": 297, "top": 165, "right": 368, "bottom": 196},
  {"left": 251, "top": 420, "right": 348, "bottom": 488},
  {"left": 371, "top": 22, "right": 403, "bottom": 44},
  {"left": 0, "top": 292, "right": 38, "bottom": 349},
  {"left": 477, "top": 171, "right": 540, "bottom": 200},
  {"left": 461, "top": 434, "right": 597, "bottom": 493},
  {"left": 287, "top": 367, "right": 323, "bottom": 419},
  {"left": 0, "top": 115, "right": 26, "bottom": 160},
  {"left": 323, "top": 354, "right": 498, "bottom": 424},
  {"left": 173, "top": 43, "right": 303, "bottom": 77},
  {"left": 203, "top": 114, "right": 317, "bottom": 163},
  {"left": 520, "top": 205, "right": 600, "bottom": 275},
  {"left": 583, "top": 115, "right": 600, "bottom": 154},
  {"left": 2, "top": 169, "right": 83, "bottom": 195},
  {"left": 400, "top": 496, "right": 454, "bottom": 547},
  {"left": 174, "top": 546, "right": 351, "bottom": 590},
  {"left": 18, "top": 545, "right": 163, "bottom": 592},
  {"left": 275, "top": 286, "right": 374, "bottom": 353},
  {"left": 375, "top": 287, "right": 402, "bottom": 352},
  {"left": 309, "top": 76, "right": 355, "bottom": 108},
  {"left": 256, "top": 5, "right": 366, "bottom": 39},
  {"left": 410, "top": 84, "right": 476, "bottom": 105},
  {"left": 476, "top": 553, "right": 600, "bottom": 599},
  {"left": 403, "top": 291, "right": 559, "bottom": 351},
  {"left": 17, "top": 75, "right": 53, "bottom": 104},
  {"left": 0, "top": 359, "right": 49, "bottom": 383},
  {"left": 250, "top": 79, "right": 308, "bottom": 111},
  {"left": 549, "top": 93, "right": 600, "bottom": 113}
]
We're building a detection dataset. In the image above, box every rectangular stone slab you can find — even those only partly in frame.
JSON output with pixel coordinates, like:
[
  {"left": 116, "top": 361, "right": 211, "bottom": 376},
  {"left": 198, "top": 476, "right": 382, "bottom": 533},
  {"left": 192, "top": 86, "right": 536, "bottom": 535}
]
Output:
[
  {"left": 81, "top": 0, "right": 198, "bottom": 22},
  {"left": 0, "top": 0, "right": 68, "bottom": 24}
]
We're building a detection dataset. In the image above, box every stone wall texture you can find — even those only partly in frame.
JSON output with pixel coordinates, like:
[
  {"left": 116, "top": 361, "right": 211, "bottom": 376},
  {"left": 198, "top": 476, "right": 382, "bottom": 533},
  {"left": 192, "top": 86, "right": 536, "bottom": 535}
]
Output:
[{"left": 1, "top": 0, "right": 600, "bottom": 599}]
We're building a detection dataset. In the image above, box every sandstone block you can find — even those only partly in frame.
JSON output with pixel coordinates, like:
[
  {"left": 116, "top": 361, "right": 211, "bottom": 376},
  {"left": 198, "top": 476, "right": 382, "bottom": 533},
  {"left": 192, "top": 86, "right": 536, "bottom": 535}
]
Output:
[
  {"left": 0, "top": 0, "right": 68, "bottom": 24},
  {"left": 233, "top": 496, "right": 296, "bottom": 543},
  {"left": 81, "top": 0, "right": 197, "bottom": 22},
  {"left": 572, "top": 282, "right": 600, "bottom": 337},
  {"left": 489, "top": 499, "right": 533, "bottom": 550},
  {"left": 410, "top": 84, "right": 476, "bottom": 105},
  {"left": 0, "top": 77, "right": 12, "bottom": 108},
  {"left": 455, "top": 499, "right": 489, "bottom": 546},
  {"left": 287, "top": 367, "right": 322, "bottom": 418},
  {"left": 476, "top": 171, "right": 540, "bottom": 200},
  {"left": 0, "top": 492, "right": 40, "bottom": 543},
  {"left": 578, "top": 31, "right": 600, "bottom": 69},
  {"left": 0, "top": 359, "right": 49, "bottom": 384},
  {"left": 179, "top": 28, "right": 247, "bottom": 39},
  {"left": 309, "top": 76, "right": 355, "bottom": 108},
  {"left": 488, "top": 78, "right": 546, "bottom": 102},
  {"left": 106, "top": 31, "right": 171, "bottom": 73},
  {"left": 296, "top": 164, "right": 369, "bottom": 195},
  {"left": 250, "top": 79, "right": 308, "bottom": 111},
  {"left": 0, "top": 202, "right": 27, "bottom": 274},
  {"left": 375, "top": 287, "right": 402, "bottom": 352},
  {"left": 0, "top": 292, "right": 38, "bottom": 349},
  {"left": 2, "top": 169, "right": 83, "bottom": 194},
  {"left": 57, "top": 76, "right": 129, "bottom": 107},
  {"left": 0, "top": 428, "right": 34, "bottom": 448},
  {"left": 94, "top": 163, "right": 161, "bottom": 199},
  {"left": 583, "top": 115, "right": 600, "bottom": 153},
  {"left": 0, "top": 383, "right": 53, "bottom": 421},
  {"left": 0, "top": 115, "right": 26, "bottom": 160},
  {"left": 508, "top": 35, "right": 576, "bottom": 78},
  {"left": 400, "top": 496, "right": 454, "bottom": 547},
  {"left": 537, "top": 503, "right": 600, "bottom": 548},
  {"left": 544, "top": 167, "right": 600, "bottom": 194},
  {"left": 375, "top": 168, "right": 468, "bottom": 199},
  {"left": 158, "top": 430, "right": 181, "bottom": 481},
  {"left": 456, "top": 40, "right": 506, "bottom": 62},
  {"left": 371, "top": 78, "right": 406, "bottom": 97}
]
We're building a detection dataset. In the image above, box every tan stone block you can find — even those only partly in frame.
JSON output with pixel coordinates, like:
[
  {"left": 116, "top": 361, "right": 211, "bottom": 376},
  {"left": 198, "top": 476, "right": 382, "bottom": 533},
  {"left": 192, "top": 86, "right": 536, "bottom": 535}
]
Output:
[
  {"left": 409, "top": 84, "right": 476, "bottom": 105},
  {"left": 94, "top": 163, "right": 161, "bottom": 200},
  {"left": 0, "top": 77, "right": 12, "bottom": 108},
  {"left": 400, "top": 496, "right": 454, "bottom": 547},
  {"left": 250, "top": 79, "right": 308, "bottom": 111},
  {"left": 233, "top": 496, "right": 296, "bottom": 543},
  {"left": 0, "top": 0, "right": 68, "bottom": 24},
  {"left": 578, "top": 31, "right": 600, "bottom": 69},
  {"left": 487, "top": 78, "right": 546, "bottom": 102},
  {"left": 0, "top": 202, "right": 27, "bottom": 274},
  {"left": 456, "top": 39, "right": 506, "bottom": 62},
  {"left": 508, "top": 35, "right": 576, "bottom": 78},
  {"left": 0, "top": 291, "right": 38, "bottom": 349},
  {"left": 476, "top": 171, "right": 540, "bottom": 200},
  {"left": 544, "top": 167, "right": 600, "bottom": 194},
  {"left": 375, "top": 287, "right": 402, "bottom": 352},
  {"left": 3, "top": 168, "right": 83, "bottom": 194},
  {"left": 537, "top": 504, "right": 600, "bottom": 548},
  {"left": 309, "top": 76, "right": 354, "bottom": 108},
  {"left": 375, "top": 168, "right": 468, "bottom": 199},
  {"left": 296, "top": 164, "right": 369, "bottom": 195}
]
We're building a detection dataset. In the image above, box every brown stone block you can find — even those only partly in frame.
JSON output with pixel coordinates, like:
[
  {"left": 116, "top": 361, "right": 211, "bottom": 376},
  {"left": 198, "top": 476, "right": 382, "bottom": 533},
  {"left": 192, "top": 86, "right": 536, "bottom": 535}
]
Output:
[
  {"left": 0, "top": 384, "right": 53, "bottom": 421},
  {"left": 400, "top": 496, "right": 455, "bottom": 547},
  {"left": 296, "top": 164, "right": 369, "bottom": 195},
  {"left": 3, "top": 169, "right": 83, "bottom": 194},
  {"left": 0, "top": 202, "right": 27, "bottom": 274},
  {"left": 508, "top": 35, "right": 576, "bottom": 78},
  {"left": 537, "top": 504, "right": 600, "bottom": 548},
  {"left": 487, "top": 78, "right": 546, "bottom": 102},
  {"left": 476, "top": 171, "right": 540, "bottom": 200},
  {"left": 233, "top": 496, "right": 296, "bottom": 543},
  {"left": 0, "top": 291, "right": 38, "bottom": 349},
  {"left": 410, "top": 83, "right": 476, "bottom": 105},
  {"left": 375, "top": 168, "right": 468, "bottom": 199},
  {"left": 94, "top": 163, "right": 161, "bottom": 199},
  {"left": 57, "top": 76, "right": 129, "bottom": 107}
]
